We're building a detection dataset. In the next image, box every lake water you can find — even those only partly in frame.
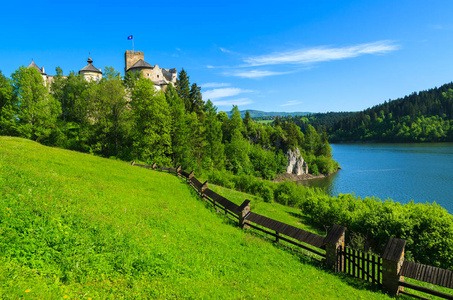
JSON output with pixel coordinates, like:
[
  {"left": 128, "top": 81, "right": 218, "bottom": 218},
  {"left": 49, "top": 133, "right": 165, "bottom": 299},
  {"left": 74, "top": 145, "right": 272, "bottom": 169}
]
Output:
[{"left": 298, "top": 143, "right": 453, "bottom": 214}]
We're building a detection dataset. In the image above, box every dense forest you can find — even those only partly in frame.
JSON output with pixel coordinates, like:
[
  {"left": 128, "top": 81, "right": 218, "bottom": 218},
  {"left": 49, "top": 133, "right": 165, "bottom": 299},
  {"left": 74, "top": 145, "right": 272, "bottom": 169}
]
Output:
[
  {"left": 0, "top": 66, "right": 338, "bottom": 179},
  {"left": 328, "top": 83, "right": 453, "bottom": 142},
  {"left": 276, "top": 112, "right": 356, "bottom": 133}
]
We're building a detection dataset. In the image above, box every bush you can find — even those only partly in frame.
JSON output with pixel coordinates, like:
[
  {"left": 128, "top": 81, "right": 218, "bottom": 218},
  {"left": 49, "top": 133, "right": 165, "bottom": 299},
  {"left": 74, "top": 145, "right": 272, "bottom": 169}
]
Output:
[{"left": 261, "top": 186, "right": 274, "bottom": 203}]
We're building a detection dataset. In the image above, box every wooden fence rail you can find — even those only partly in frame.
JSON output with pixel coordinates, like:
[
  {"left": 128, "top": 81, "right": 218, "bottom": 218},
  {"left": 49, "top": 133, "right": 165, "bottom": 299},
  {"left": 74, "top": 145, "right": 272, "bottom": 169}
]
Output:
[
  {"left": 131, "top": 162, "right": 453, "bottom": 300},
  {"left": 245, "top": 211, "right": 326, "bottom": 258}
]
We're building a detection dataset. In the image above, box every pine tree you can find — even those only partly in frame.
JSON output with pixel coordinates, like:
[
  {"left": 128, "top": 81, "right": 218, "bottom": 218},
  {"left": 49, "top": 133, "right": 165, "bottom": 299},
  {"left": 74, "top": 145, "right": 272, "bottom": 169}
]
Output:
[
  {"left": 165, "top": 83, "right": 191, "bottom": 168},
  {"left": 189, "top": 83, "right": 204, "bottom": 116},
  {"left": 176, "top": 68, "right": 190, "bottom": 111},
  {"left": 204, "top": 100, "right": 225, "bottom": 169}
]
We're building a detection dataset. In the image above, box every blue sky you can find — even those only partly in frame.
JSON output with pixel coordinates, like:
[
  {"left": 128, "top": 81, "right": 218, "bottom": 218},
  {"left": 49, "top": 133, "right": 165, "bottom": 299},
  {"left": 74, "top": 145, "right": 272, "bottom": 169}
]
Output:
[{"left": 2, "top": 0, "right": 453, "bottom": 113}]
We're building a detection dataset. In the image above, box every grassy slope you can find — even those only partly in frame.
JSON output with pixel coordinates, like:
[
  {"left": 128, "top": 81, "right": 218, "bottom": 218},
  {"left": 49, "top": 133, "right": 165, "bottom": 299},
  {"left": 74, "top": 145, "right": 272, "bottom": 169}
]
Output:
[{"left": 0, "top": 137, "right": 393, "bottom": 299}]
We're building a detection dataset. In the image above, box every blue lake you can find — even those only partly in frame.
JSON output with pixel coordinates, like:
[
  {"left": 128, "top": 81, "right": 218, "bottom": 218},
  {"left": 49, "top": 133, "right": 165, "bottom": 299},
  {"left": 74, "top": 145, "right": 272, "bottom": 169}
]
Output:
[{"left": 299, "top": 143, "right": 453, "bottom": 214}]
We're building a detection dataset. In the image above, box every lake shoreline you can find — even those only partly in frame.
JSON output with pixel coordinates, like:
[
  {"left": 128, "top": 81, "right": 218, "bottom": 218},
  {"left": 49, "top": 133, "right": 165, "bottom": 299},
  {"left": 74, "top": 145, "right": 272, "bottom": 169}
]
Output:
[{"left": 272, "top": 170, "right": 338, "bottom": 183}]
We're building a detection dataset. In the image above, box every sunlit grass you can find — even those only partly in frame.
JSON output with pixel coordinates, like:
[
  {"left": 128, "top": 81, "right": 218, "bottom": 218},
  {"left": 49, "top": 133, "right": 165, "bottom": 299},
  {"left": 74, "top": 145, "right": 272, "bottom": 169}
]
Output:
[{"left": 0, "top": 136, "right": 397, "bottom": 298}]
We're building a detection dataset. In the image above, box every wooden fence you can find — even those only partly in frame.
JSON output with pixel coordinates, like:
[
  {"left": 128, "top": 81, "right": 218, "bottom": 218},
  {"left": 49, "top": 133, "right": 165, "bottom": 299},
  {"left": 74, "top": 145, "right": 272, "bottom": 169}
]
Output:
[
  {"left": 131, "top": 161, "right": 453, "bottom": 299},
  {"left": 337, "top": 245, "right": 382, "bottom": 285}
]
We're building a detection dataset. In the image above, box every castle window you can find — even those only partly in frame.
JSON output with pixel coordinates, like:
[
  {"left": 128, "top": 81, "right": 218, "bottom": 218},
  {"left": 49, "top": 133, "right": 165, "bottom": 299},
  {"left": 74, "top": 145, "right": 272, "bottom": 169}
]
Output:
[{"left": 157, "top": 75, "right": 159, "bottom": 78}]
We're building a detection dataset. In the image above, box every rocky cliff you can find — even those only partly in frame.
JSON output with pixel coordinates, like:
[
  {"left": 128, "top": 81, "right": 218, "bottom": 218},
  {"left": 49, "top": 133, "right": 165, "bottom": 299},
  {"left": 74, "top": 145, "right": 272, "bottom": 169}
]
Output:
[{"left": 286, "top": 147, "right": 308, "bottom": 175}]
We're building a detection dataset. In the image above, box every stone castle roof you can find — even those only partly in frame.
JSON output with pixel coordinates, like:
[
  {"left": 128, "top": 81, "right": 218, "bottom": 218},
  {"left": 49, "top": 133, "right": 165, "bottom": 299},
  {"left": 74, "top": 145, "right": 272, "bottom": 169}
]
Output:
[
  {"left": 79, "top": 57, "right": 102, "bottom": 74},
  {"left": 152, "top": 79, "right": 169, "bottom": 86},
  {"left": 128, "top": 59, "right": 153, "bottom": 71},
  {"left": 27, "top": 61, "right": 46, "bottom": 75}
]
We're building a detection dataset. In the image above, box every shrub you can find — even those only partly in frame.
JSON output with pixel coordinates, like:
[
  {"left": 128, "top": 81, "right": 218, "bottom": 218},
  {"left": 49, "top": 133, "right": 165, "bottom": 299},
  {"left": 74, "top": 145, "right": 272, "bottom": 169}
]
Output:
[{"left": 261, "top": 186, "right": 274, "bottom": 203}]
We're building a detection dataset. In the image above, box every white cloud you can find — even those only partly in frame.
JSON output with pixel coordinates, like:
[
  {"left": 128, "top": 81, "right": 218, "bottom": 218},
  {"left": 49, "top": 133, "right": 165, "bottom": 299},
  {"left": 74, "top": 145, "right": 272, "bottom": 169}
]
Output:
[
  {"left": 212, "top": 97, "right": 253, "bottom": 106},
  {"left": 428, "top": 24, "right": 453, "bottom": 30},
  {"left": 244, "top": 40, "right": 399, "bottom": 67},
  {"left": 203, "top": 87, "right": 253, "bottom": 100},
  {"left": 206, "top": 65, "right": 215, "bottom": 69},
  {"left": 280, "top": 101, "right": 302, "bottom": 107},
  {"left": 224, "top": 70, "right": 293, "bottom": 78},
  {"left": 201, "top": 82, "right": 231, "bottom": 88},
  {"left": 220, "top": 47, "right": 232, "bottom": 53}
]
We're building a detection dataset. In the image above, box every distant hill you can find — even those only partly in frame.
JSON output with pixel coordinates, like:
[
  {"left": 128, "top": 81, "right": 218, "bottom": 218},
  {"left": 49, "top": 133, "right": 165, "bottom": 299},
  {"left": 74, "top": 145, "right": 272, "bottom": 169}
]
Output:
[
  {"left": 279, "top": 112, "right": 357, "bottom": 133},
  {"left": 329, "top": 82, "right": 453, "bottom": 142},
  {"left": 223, "top": 109, "right": 311, "bottom": 118}
]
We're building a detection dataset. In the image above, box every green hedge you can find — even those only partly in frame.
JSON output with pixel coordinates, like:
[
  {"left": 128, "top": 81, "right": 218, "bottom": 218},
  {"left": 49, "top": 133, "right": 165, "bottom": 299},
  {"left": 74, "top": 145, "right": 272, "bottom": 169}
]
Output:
[{"left": 207, "top": 170, "right": 453, "bottom": 270}]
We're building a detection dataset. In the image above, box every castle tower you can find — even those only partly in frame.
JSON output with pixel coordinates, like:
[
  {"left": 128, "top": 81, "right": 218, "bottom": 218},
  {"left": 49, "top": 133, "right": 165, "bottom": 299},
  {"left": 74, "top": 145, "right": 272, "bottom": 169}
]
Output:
[
  {"left": 125, "top": 50, "right": 144, "bottom": 75},
  {"left": 79, "top": 57, "right": 102, "bottom": 82}
]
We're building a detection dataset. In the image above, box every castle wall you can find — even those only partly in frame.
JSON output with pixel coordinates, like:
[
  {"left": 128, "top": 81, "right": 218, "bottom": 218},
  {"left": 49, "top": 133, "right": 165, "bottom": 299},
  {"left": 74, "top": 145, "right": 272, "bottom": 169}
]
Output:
[{"left": 81, "top": 71, "right": 102, "bottom": 82}]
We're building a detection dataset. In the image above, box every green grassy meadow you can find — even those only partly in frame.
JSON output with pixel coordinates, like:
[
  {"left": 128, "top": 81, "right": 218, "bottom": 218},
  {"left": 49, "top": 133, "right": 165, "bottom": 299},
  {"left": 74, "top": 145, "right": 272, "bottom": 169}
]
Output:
[
  {"left": 1, "top": 136, "right": 397, "bottom": 299},
  {"left": 255, "top": 119, "right": 274, "bottom": 125}
]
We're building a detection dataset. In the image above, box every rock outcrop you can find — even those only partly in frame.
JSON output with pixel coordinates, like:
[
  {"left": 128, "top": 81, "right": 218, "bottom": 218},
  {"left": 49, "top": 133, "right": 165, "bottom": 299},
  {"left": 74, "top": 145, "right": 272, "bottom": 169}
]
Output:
[{"left": 286, "top": 147, "right": 308, "bottom": 175}]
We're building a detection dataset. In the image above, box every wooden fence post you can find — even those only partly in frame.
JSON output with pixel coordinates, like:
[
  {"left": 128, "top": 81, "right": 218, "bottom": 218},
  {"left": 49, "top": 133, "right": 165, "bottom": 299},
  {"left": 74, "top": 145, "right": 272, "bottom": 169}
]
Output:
[
  {"left": 381, "top": 238, "right": 406, "bottom": 295},
  {"left": 323, "top": 224, "right": 347, "bottom": 270},
  {"left": 200, "top": 180, "right": 208, "bottom": 198},
  {"left": 201, "top": 181, "right": 208, "bottom": 193},
  {"left": 131, "top": 161, "right": 135, "bottom": 165},
  {"left": 176, "top": 165, "right": 181, "bottom": 177},
  {"left": 152, "top": 162, "right": 157, "bottom": 169},
  {"left": 238, "top": 199, "right": 251, "bottom": 229}
]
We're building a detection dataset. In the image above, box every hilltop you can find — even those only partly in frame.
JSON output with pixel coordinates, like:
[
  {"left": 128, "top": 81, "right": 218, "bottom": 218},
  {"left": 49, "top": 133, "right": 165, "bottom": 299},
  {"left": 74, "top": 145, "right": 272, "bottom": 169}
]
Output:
[
  {"left": 0, "top": 137, "right": 391, "bottom": 299},
  {"left": 328, "top": 82, "right": 453, "bottom": 142}
]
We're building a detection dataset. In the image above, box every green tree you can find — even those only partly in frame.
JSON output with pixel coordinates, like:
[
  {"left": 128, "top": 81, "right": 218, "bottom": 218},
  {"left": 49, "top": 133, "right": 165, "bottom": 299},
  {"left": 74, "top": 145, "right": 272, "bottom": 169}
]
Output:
[
  {"left": 176, "top": 68, "right": 190, "bottom": 111},
  {"left": 0, "top": 70, "right": 13, "bottom": 134},
  {"left": 165, "top": 83, "right": 191, "bottom": 168},
  {"left": 131, "top": 78, "right": 172, "bottom": 165},
  {"left": 204, "top": 100, "right": 225, "bottom": 169},
  {"left": 186, "top": 111, "right": 207, "bottom": 173},
  {"left": 123, "top": 70, "right": 142, "bottom": 89},
  {"left": 88, "top": 67, "right": 131, "bottom": 158},
  {"left": 52, "top": 70, "right": 90, "bottom": 123},
  {"left": 189, "top": 83, "right": 204, "bottom": 116},
  {"left": 304, "top": 124, "right": 320, "bottom": 154},
  {"left": 243, "top": 110, "right": 257, "bottom": 140},
  {"left": 7, "top": 67, "right": 61, "bottom": 142},
  {"left": 224, "top": 106, "right": 251, "bottom": 174}
]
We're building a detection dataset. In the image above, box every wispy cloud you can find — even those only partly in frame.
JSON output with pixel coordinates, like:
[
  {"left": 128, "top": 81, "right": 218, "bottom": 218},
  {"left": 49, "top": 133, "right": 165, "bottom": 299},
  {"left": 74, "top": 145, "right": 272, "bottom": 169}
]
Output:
[
  {"left": 201, "top": 82, "right": 231, "bottom": 88},
  {"left": 224, "top": 70, "right": 293, "bottom": 79},
  {"left": 210, "top": 41, "right": 399, "bottom": 80},
  {"left": 202, "top": 87, "right": 253, "bottom": 100},
  {"left": 280, "top": 100, "right": 302, "bottom": 107},
  {"left": 220, "top": 47, "right": 232, "bottom": 53},
  {"left": 213, "top": 97, "right": 253, "bottom": 106},
  {"left": 428, "top": 24, "right": 444, "bottom": 30},
  {"left": 428, "top": 24, "right": 453, "bottom": 30},
  {"left": 244, "top": 40, "right": 399, "bottom": 67}
]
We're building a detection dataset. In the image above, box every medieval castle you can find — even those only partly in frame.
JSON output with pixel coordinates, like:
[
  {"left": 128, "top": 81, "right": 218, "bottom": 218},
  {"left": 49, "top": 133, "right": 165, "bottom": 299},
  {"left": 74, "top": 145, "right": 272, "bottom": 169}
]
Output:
[{"left": 27, "top": 50, "right": 177, "bottom": 91}]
